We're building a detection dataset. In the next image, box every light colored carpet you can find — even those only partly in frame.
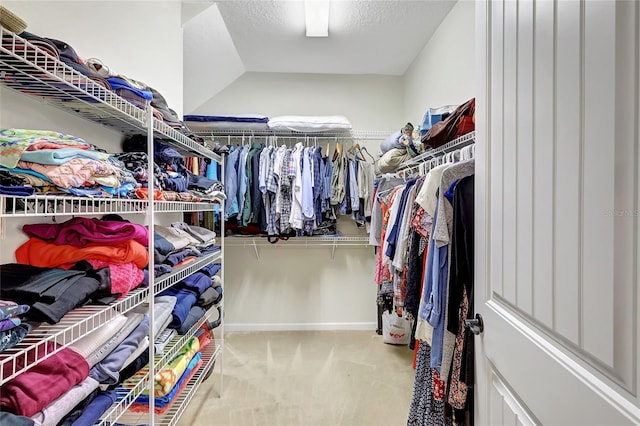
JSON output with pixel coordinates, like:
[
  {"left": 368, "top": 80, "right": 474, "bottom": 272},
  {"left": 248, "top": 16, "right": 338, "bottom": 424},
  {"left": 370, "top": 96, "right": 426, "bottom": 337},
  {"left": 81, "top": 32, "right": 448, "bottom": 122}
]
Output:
[{"left": 179, "top": 330, "right": 415, "bottom": 426}]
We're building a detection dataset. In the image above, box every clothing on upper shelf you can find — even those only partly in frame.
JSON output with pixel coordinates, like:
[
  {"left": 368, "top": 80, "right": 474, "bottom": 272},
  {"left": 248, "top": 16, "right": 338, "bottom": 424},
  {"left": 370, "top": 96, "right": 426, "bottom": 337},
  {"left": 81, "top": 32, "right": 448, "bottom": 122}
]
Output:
[{"left": 0, "top": 127, "right": 224, "bottom": 201}]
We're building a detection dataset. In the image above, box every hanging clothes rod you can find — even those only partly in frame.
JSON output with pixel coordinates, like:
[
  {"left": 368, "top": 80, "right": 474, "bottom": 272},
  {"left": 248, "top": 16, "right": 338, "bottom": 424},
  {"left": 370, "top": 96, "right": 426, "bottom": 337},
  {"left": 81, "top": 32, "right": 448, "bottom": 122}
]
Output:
[{"left": 190, "top": 129, "right": 393, "bottom": 141}]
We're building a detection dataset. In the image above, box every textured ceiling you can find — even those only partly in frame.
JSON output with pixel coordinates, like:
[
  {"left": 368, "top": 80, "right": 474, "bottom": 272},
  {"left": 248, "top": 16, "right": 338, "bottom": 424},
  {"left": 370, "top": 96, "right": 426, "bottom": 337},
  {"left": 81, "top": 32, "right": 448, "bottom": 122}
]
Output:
[{"left": 214, "top": 0, "right": 457, "bottom": 76}]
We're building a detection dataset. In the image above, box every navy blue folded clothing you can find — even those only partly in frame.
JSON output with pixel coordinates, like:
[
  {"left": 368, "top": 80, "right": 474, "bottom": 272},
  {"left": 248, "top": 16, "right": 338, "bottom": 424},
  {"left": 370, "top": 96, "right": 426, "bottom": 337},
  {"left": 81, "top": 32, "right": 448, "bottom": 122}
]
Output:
[
  {"left": 188, "top": 174, "right": 218, "bottom": 192},
  {"left": 183, "top": 115, "right": 268, "bottom": 124},
  {"left": 159, "top": 286, "right": 198, "bottom": 329},
  {"left": 108, "top": 349, "right": 149, "bottom": 389},
  {"left": 199, "top": 245, "right": 221, "bottom": 255},
  {"left": 179, "top": 272, "right": 211, "bottom": 297},
  {"left": 56, "top": 387, "right": 99, "bottom": 426},
  {"left": 160, "top": 174, "right": 188, "bottom": 192},
  {"left": 0, "top": 185, "right": 35, "bottom": 196},
  {"left": 163, "top": 247, "right": 201, "bottom": 267},
  {"left": 69, "top": 390, "right": 116, "bottom": 426},
  {"left": 199, "top": 263, "right": 221, "bottom": 277},
  {"left": 44, "top": 37, "right": 104, "bottom": 79},
  {"left": 154, "top": 264, "right": 173, "bottom": 278}
]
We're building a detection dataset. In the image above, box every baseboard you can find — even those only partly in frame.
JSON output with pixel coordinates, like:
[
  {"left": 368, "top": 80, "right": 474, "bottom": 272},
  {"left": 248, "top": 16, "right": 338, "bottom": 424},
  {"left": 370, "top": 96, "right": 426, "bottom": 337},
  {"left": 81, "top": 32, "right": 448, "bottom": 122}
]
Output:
[{"left": 224, "top": 322, "right": 377, "bottom": 332}]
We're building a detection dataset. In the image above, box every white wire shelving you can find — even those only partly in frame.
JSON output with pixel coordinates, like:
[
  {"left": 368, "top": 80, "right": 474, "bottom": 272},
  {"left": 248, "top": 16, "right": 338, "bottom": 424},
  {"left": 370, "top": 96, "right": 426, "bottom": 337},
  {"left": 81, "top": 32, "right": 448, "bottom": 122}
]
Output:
[
  {"left": 154, "top": 250, "right": 222, "bottom": 296},
  {"left": 397, "top": 130, "right": 476, "bottom": 172},
  {"left": 226, "top": 234, "right": 369, "bottom": 246},
  {"left": 0, "top": 286, "right": 149, "bottom": 385},
  {"left": 0, "top": 26, "right": 220, "bottom": 162},
  {"left": 189, "top": 128, "right": 393, "bottom": 142},
  {"left": 0, "top": 195, "right": 222, "bottom": 217},
  {"left": 98, "top": 305, "right": 223, "bottom": 426},
  {"left": 154, "top": 199, "right": 222, "bottom": 214},
  {"left": 0, "top": 24, "right": 227, "bottom": 425},
  {"left": 0, "top": 195, "right": 148, "bottom": 217},
  {"left": 156, "top": 341, "right": 220, "bottom": 426},
  {"left": 226, "top": 235, "right": 370, "bottom": 260}
]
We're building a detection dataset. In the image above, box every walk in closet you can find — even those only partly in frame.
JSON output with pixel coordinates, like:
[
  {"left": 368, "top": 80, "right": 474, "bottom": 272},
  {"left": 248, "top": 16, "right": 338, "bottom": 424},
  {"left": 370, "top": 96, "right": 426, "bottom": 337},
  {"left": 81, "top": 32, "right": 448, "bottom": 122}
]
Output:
[
  {"left": 0, "top": 1, "right": 483, "bottom": 425},
  {"left": 0, "top": 22, "right": 226, "bottom": 426}
]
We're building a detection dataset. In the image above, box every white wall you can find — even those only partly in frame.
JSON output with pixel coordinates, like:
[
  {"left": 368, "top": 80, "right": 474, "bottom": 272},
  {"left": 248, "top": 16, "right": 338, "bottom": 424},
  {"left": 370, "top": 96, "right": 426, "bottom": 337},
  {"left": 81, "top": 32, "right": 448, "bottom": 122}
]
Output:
[
  {"left": 191, "top": 72, "right": 404, "bottom": 132},
  {"left": 403, "top": 0, "right": 475, "bottom": 126},
  {"left": 224, "top": 245, "right": 377, "bottom": 330},
  {"left": 191, "top": 72, "right": 401, "bottom": 330},
  {"left": 2, "top": 1, "right": 184, "bottom": 118}
]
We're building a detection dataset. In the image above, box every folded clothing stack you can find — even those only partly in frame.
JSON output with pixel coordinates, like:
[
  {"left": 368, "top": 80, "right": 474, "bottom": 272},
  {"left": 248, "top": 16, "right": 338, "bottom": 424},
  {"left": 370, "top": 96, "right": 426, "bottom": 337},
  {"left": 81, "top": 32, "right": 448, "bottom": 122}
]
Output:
[{"left": 0, "top": 300, "right": 31, "bottom": 351}]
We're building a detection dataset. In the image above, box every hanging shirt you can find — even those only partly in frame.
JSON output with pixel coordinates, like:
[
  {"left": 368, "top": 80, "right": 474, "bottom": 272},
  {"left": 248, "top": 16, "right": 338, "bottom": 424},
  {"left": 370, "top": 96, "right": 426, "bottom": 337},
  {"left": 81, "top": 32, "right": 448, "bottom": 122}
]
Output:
[
  {"left": 301, "top": 147, "right": 315, "bottom": 221},
  {"left": 382, "top": 184, "right": 406, "bottom": 267},
  {"left": 289, "top": 143, "right": 304, "bottom": 230},
  {"left": 348, "top": 159, "right": 360, "bottom": 212},
  {"left": 263, "top": 147, "right": 278, "bottom": 236},
  {"left": 312, "top": 147, "right": 324, "bottom": 225},
  {"left": 330, "top": 152, "right": 345, "bottom": 206},
  {"left": 278, "top": 148, "right": 293, "bottom": 233},
  {"left": 385, "top": 179, "right": 417, "bottom": 264},
  {"left": 357, "top": 161, "right": 376, "bottom": 218},
  {"left": 393, "top": 182, "right": 419, "bottom": 272},
  {"left": 236, "top": 145, "right": 250, "bottom": 222},
  {"left": 224, "top": 147, "right": 240, "bottom": 219},
  {"left": 250, "top": 145, "right": 266, "bottom": 229},
  {"left": 414, "top": 163, "right": 449, "bottom": 218},
  {"left": 322, "top": 155, "right": 332, "bottom": 213}
]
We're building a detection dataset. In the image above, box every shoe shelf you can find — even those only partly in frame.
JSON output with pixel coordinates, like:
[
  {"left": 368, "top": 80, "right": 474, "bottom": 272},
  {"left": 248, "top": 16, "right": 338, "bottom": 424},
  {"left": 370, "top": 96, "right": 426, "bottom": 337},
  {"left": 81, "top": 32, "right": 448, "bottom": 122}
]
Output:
[
  {"left": 0, "top": 26, "right": 220, "bottom": 162},
  {"left": 0, "top": 286, "right": 149, "bottom": 385},
  {"left": 98, "top": 304, "right": 223, "bottom": 426}
]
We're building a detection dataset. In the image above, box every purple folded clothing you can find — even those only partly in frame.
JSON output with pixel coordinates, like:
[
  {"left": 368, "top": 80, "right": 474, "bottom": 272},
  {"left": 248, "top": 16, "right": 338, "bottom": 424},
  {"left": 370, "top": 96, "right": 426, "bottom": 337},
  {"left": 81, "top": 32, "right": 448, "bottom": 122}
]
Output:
[
  {"left": 23, "top": 217, "right": 149, "bottom": 247},
  {"left": 0, "top": 317, "right": 21, "bottom": 332}
]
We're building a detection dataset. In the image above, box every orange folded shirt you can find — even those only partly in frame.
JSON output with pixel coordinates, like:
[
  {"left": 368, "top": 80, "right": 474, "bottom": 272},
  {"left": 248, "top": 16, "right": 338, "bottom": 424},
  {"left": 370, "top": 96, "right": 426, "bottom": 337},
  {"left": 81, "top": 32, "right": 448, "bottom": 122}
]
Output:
[{"left": 15, "top": 238, "right": 148, "bottom": 269}]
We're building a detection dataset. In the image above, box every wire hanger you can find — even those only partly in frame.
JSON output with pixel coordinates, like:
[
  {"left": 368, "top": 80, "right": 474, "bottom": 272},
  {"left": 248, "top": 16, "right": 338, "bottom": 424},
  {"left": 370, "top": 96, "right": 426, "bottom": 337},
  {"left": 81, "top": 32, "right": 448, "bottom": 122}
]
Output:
[{"left": 359, "top": 146, "right": 376, "bottom": 163}]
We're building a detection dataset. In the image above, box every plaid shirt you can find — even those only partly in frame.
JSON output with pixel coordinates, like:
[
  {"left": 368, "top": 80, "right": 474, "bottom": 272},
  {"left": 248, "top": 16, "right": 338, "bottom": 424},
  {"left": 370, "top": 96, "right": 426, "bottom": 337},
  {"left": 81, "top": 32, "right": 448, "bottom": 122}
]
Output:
[
  {"left": 264, "top": 147, "right": 279, "bottom": 235},
  {"left": 277, "top": 148, "right": 293, "bottom": 233}
]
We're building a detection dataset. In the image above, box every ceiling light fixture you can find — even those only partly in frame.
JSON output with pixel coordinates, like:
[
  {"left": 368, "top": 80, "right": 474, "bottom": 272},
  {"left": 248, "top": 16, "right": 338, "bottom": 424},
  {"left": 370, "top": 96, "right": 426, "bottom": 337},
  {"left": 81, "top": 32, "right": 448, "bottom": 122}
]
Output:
[{"left": 305, "top": 0, "right": 330, "bottom": 37}]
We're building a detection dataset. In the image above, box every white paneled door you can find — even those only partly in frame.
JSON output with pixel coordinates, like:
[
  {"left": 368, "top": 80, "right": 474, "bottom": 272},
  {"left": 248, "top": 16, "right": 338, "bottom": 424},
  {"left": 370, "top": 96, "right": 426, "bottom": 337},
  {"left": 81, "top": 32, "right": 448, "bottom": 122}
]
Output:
[{"left": 475, "top": 0, "right": 640, "bottom": 424}]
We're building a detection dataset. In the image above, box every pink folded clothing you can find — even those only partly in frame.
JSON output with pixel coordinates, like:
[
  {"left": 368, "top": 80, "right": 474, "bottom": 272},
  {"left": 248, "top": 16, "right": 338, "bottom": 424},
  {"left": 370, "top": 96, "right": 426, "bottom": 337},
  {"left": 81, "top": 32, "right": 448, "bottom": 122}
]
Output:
[
  {"left": 23, "top": 217, "right": 148, "bottom": 248},
  {"left": 0, "top": 347, "right": 89, "bottom": 417},
  {"left": 87, "top": 260, "right": 144, "bottom": 297}
]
